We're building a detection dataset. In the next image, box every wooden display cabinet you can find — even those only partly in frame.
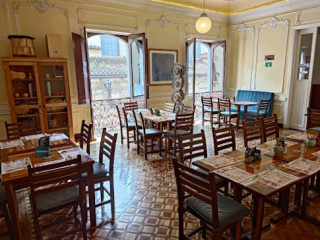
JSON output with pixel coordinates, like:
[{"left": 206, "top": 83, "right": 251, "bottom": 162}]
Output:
[{"left": 2, "top": 57, "right": 74, "bottom": 140}]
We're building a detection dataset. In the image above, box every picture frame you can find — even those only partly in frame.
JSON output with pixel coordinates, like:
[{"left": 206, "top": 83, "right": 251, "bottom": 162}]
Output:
[{"left": 148, "top": 49, "right": 178, "bottom": 86}]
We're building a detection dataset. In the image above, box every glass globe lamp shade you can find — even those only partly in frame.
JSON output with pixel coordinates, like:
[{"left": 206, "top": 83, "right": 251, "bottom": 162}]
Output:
[{"left": 195, "top": 13, "right": 212, "bottom": 34}]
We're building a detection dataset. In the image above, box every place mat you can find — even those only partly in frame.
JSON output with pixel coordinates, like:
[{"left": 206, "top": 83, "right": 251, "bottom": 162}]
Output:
[
  {"left": 201, "top": 155, "right": 240, "bottom": 169},
  {"left": 214, "top": 165, "right": 255, "bottom": 183},
  {"left": 282, "top": 158, "right": 320, "bottom": 175},
  {"left": 22, "top": 133, "right": 49, "bottom": 141},
  {"left": 58, "top": 147, "right": 90, "bottom": 160},
  {"left": 33, "top": 158, "right": 66, "bottom": 167},
  {"left": 286, "top": 133, "right": 309, "bottom": 141},
  {"left": 264, "top": 139, "right": 296, "bottom": 147},
  {"left": 49, "top": 133, "right": 69, "bottom": 142},
  {"left": 0, "top": 138, "right": 24, "bottom": 149},
  {"left": 1, "top": 157, "right": 31, "bottom": 174},
  {"left": 312, "top": 151, "right": 320, "bottom": 157},
  {"left": 255, "top": 169, "right": 298, "bottom": 189}
]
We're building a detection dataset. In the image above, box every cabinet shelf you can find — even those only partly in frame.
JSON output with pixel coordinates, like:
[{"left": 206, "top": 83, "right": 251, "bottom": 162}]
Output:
[
  {"left": 14, "top": 97, "right": 38, "bottom": 100},
  {"left": 2, "top": 57, "right": 74, "bottom": 140}
]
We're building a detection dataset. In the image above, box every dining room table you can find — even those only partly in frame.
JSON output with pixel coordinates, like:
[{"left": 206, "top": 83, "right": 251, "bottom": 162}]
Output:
[
  {"left": 135, "top": 108, "right": 176, "bottom": 131},
  {"left": 213, "top": 99, "right": 259, "bottom": 116},
  {"left": 0, "top": 133, "right": 96, "bottom": 240},
  {"left": 193, "top": 131, "right": 320, "bottom": 240}
]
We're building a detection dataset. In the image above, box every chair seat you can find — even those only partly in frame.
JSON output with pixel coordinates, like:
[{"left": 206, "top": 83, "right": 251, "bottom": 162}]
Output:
[
  {"left": 138, "top": 128, "right": 162, "bottom": 136},
  {"left": 35, "top": 186, "right": 79, "bottom": 214},
  {"left": 204, "top": 108, "right": 219, "bottom": 113},
  {"left": 186, "top": 193, "right": 250, "bottom": 229},
  {"left": 310, "top": 127, "right": 320, "bottom": 131},
  {"left": 122, "top": 121, "right": 136, "bottom": 129},
  {"left": 82, "top": 162, "right": 109, "bottom": 182},
  {"left": 0, "top": 183, "right": 6, "bottom": 203},
  {"left": 165, "top": 129, "right": 190, "bottom": 138},
  {"left": 220, "top": 111, "right": 239, "bottom": 116}
]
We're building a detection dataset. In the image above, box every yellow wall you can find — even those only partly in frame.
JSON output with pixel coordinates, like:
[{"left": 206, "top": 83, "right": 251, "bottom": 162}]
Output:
[
  {"left": 0, "top": 0, "right": 227, "bottom": 139},
  {"left": 226, "top": 6, "right": 320, "bottom": 124}
]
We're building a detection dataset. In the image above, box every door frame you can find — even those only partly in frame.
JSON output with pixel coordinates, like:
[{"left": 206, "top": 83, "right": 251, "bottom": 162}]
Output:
[{"left": 285, "top": 23, "right": 320, "bottom": 129}]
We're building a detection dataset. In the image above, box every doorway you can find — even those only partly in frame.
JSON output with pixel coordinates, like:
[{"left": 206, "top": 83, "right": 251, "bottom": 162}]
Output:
[
  {"left": 289, "top": 27, "right": 320, "bottom": 130},
  {"left": 86, "top": 32, "right": 147, "bottom": 136}
]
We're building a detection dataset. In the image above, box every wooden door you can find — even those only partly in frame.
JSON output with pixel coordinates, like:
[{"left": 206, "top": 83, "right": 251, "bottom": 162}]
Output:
[
  {"left": 185, "top": 38, "right": 196, "bottom": 106},
  {"left": 128, "top": 33, "right": 148, "bottom": 108},
  {"left": 289, "top": 28, "right": 318, "bottom": 130}
]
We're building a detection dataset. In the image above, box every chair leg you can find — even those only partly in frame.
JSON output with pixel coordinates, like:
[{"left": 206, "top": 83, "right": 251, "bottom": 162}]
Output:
[
  {"left": 80, "top": 201, "right": 87, "bottom": 240},
  {"left": 144, "top": 138, "right": 148, "bottom": 160},
  {"left": 120, "top": 127, "right": 124, "bottom": 144},
  {"left": 165, "top": 137, "right": 168, "bottom": 158},
  {"left": 1, "top": 204, "right": 14, "bottom": 239},
  {"left": 137, "top": 134, "right": 140, "bottom": 154},
  {"left": 73, "top": 204, "right": 78, "bottom": 226},
  {"left": 32, "top": 213, "right": 42, "bottom": 240},
  {"left": 126, "top": 129, "right": 130, "bottom": 149},
  {"left": 235, "top": 221, "right": 241, "bottom": 240},
  {"left": 202, "top": 112, "right": 204, "bottom": 125},
  {"left": 210, "top": 112, "right": 213, "bottom": 126},
  {"left": 110, "top": 178, "right": 115, "bottom": 219},
  {"left": 100, "top": 182, "right": 104, "bottom": 202},
  {"left": 159, "top": 136, "right": 162, "bottom": 157}
]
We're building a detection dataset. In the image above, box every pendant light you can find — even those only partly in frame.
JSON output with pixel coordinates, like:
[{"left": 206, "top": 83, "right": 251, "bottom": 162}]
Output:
[{"left": 195, "top": 0, "right": 212, "bottom": 34}]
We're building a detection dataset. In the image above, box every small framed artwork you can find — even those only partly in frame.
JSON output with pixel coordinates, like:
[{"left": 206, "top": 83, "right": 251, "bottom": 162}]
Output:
[{"left": 148, "top": 49, "right": 178, "bottom": 86}]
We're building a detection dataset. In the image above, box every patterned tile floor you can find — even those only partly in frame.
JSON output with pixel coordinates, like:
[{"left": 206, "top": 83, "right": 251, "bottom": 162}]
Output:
[{"left": 1, "top": 122, "right": 320, "bottom": 239}]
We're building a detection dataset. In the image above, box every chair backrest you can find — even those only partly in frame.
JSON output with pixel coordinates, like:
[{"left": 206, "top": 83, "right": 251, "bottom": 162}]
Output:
[
  {"left": 182, "top": 104, "right": 195, "bottom": 113},
  {"left": 116, "top": 105, "right": 125, "bottom": 127},
  {"left": 139, "top": 112, "right": 148, "bottom": 136},
  {"left": 243, "top": 119, "right": 264, "bottom": 147},
  {"left": 172, "top": 157, "right": 219, "bottom": 229},
  {"left": 262, "top": 114, "right": 279, "bottom": 142},
  {"left": 5, "top": 121, "right": 36, "bottom": 139},
  {"left": 164, "top": 102, "right": 175, "bottom": 113},
  {"left": 201, "top": 96, "right": 213, "bottom": 110},
  {"left": 257, "top": 99, "right": 271, "bottom": 117},
  {"left": 307, "top": 108, "right": 320, "bottom": 129},
  {"left": 212, "top": 125, "right": 236, "bottom": 155},
  {"left": 218, "top": 98, "right": 231, "bottom": 113},
  {"left": 174, "top": 112, "right": 194, "bottom": 135},
  {"left": 99, "top": 128, "right": 117, "bottom": 173},
  {"left": 178, "top": 129, "right": 207, "bottom": 164},
  {"left": 28, "top": 156, "right": 83, "bottom": 217},
  {"left": 124, "top": 101, "right": 138, "bottom": 112},
  {"left": 80, "top": 120, "right": 93, "bottom": 155}
]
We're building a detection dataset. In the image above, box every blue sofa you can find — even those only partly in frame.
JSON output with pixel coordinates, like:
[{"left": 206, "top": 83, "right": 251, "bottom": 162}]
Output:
[{"left": 231, "top": 90, "right": 274, "bottom": 120}]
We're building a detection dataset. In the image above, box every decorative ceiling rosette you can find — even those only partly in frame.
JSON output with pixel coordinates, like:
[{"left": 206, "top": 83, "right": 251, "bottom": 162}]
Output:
[{"left": 172, "top": 78, "right": 184, "bottom": 91}]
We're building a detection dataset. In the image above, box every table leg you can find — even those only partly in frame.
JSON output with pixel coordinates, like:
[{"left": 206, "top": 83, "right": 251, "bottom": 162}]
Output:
[
  {"left": 87, "top": 164, "right": 96, "bottom": 227},
  {"left": 252, "top": 195, "right": 265, "bottom": 240},
  {"left": 270, "top": 189, "right": 290, "bottom": 223},
  {"left": 5, "top": 183, "right": 23, "bottom": 240},
  {"left": 302, "top": 179, "right": 309, "bottom": 217}
]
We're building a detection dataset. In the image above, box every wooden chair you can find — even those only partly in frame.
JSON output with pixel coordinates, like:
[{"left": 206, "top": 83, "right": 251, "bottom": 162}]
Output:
[
  {"left": 124, "top": 101, "right": 138, "bottom": 112},
  {"left": 79, "top": 120, "right": 93, "bottom": 155},
  {"left": 133, "top": 111, "right": 163, "bottom": 160},
  {"left": 172, "top": 157, "right": 250, "bottom": 240},
  {"left": 262, "top": 114, "right": 279, "bottom": 142},
  {"left": 5, "top": 121, "right": 36, "bottom": 139},
  {"left": 164, "top": 112, "right": 194, "bottom": 158},
  {"left": 182, "top": 104, "right": 196, "bottom": 113},
  {"left": 306, "top": 108, "right": 320, "bottom": 130},
  {"left": 0, "top": 181, "right": 13, "bottom": 239},
  {"left": 28, "top": 156, "right": 87, "bottom": 240},
  {"left": 116, "top": 105, "right": 136, "bottom": 148},
  {"left": 218, "top": 98, "right": 240, "bottom": 129},
  {"left": 82, "top": 128, "right": 117, "bottom": 219},
  {"left": 243, "top": 119, "right": 264, "bottom": 147},
  {"left": 212, "top": 125, "right": 236, "bottom": 155},
  {"left": 164, "top": 102, "right": 175, "bottom": 112},
  {"left": 244, "top": 99, "right": 271, "bottom": 121},
  {"left": 178, "top": 129, "right": 207, "bottom": 164},
  {"left": 201, "top": 96, "right": 219, "bottom": 126}
]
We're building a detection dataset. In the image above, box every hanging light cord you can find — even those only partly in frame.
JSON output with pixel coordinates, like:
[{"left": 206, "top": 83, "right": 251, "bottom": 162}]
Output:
[{"left": 202, "top": 0, "right": 206, "bottom": 13}]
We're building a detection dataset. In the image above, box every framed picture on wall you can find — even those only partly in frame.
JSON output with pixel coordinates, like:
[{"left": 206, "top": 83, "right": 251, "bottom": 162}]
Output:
[{"left": 148, "top": 49, "right": 178, "bottom": 86}]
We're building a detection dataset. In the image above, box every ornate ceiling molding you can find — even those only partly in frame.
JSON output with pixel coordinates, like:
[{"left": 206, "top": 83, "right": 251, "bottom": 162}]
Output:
[
  {"left": 145, "top": 15, "right": 179, "bottom": 32},
  {"left": 257, "top": 17, "right": 289, "bottom": 32},
  {"left": 230, "top": 23, "right": 254, "bottom": 36},
  {"left": 30, "top": 0, "right": 54, "bottom": 13}
]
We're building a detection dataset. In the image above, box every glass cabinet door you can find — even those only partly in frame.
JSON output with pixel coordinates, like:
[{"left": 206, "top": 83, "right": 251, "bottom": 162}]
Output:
[
  {"left": 8, "top": 62, "right": 43, "bottom": 133},
  {"left": 39, "top": 63, "right": 70, "bottom": 136}
]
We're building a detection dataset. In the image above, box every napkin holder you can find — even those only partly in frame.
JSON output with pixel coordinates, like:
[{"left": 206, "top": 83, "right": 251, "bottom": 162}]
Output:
[
  {"left": 245, "top": 147, "right": 261, "bottom": 163},
  {"left": 154, "top": 108, "right": 160, "bottom": 116},
  {"left": 36, "top": 136, "right": 51, "bottom": 157}
]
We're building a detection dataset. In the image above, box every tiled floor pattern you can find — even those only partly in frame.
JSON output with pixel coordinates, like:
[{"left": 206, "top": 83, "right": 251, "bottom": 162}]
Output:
[{"left": 1, "top": 123, "right": 320, "bottom": 239}]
